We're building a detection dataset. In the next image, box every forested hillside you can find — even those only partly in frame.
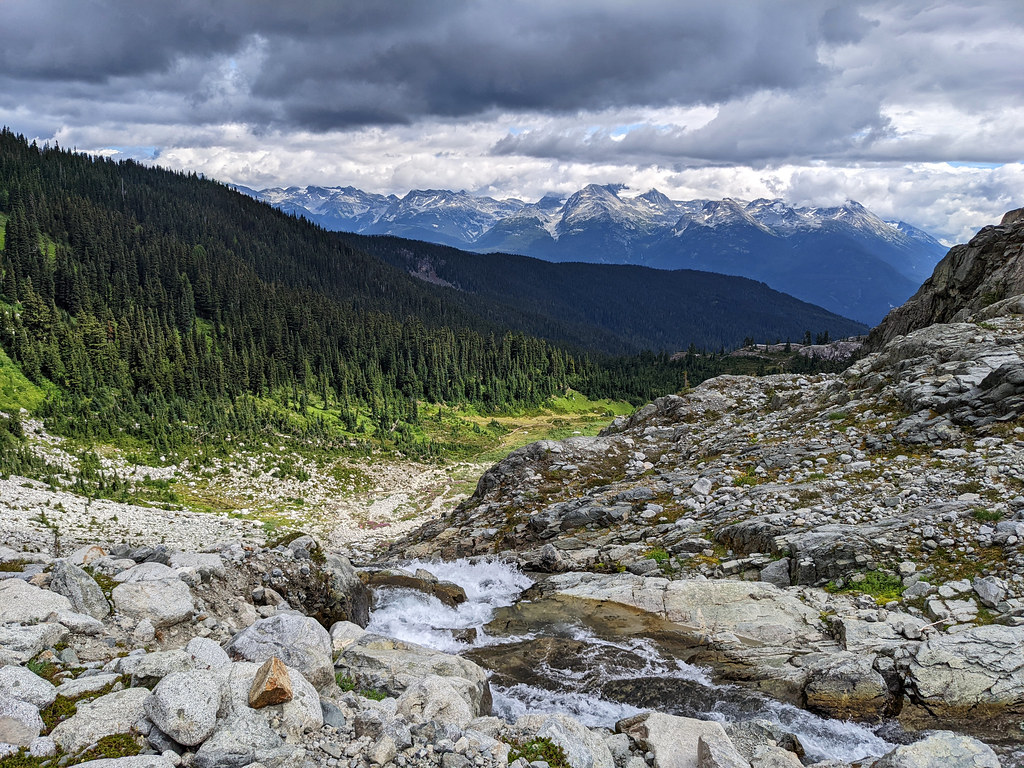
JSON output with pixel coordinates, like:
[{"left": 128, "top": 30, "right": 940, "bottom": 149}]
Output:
[
  {"left": 339, "top": 233, "right": 867, "bottom": 354},
  {"left": 0, "top": 130, "right": 850, "bottom": 460}
]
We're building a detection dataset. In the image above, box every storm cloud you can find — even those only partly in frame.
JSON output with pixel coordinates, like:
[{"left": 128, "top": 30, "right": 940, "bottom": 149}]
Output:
[{"left": 0, "top": 0, "right": 1021, "bottom": 242}]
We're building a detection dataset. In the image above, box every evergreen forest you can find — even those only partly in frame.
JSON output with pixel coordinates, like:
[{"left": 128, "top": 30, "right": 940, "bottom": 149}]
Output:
[{"left": 0, "top": 130, "right": 853, "bottom": 464}]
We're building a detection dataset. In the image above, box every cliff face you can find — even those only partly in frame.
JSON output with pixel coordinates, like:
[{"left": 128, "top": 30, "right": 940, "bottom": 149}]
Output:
[{"left": 865, "top": 208, "right": 1024, "bottom": 350}]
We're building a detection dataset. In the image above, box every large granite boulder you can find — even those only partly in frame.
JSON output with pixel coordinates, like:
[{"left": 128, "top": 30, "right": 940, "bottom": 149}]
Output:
[
  {"left": 111, "top": 578, "right": 195, "bottom": 628},
  {"left": 0, "top": 665, "right": 57, "bottom": 708},
  {"left": 144, "top": 670, "right": 223, "bottom": 746},
  {"left": 900, "top": 624, "right": 1024, "bottom": 732},
  {"left": 0, "top": 578, "right": 73, "bottom": 623},
  {"left": 224, "top": 612, "right": 333, "bottom": 691},
  {"left": 516, "top": 713, "right": 614, "bottom": 768},
  {"left": 802, "top": 652, "right": 893, "bottom": 720},
  {"left": 337, "top": 634, "right": 492, "bottom": 716},
  {"left": 49, "top": 559, "right": 110, "bottom": 619},
  {"left": 222, "top": 661, "right": 323, "bottom": 741},
  {"left": 396, "top": 675, "right": 478, "bottom": 729},
  {"left": 872, "top": 730, "right": 1000, "bottom": 768},
  {"left": 50, "top": 687, "right": 150, "bottom": 754},
  {"left": 618, "top": 712, "right": 732, "bottom": 768}
]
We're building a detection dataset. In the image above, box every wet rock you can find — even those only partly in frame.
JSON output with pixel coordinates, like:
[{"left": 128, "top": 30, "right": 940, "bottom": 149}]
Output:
[
  {"left": 803, "top": 652, "right": 893, "bottom": 720},
  {"left": 49, "top": 559, "right": 111, "bottom": 619},
  {"left": 363, "top": 569, "right": 468, "bottom": 609},
  {"left": 224, "top": 612, "right": 333, "bottom": 690},
  {"left": 324, "top": 554, "right": 371, "bottom": 628}
]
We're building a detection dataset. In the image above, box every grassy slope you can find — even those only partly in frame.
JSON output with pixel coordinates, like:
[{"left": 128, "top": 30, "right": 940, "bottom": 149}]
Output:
[{"left": 0, "top": 346, "right": 45, "bottom": 412}]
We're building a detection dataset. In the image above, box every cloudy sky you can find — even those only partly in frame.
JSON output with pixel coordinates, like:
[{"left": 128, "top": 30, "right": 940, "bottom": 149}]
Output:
[{"left": 1, "top": 1, "right": 1022, "bottom": 243}]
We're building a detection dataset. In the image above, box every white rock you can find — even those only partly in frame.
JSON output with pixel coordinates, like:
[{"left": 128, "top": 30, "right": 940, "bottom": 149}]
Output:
[
  {"left": 111, "top": 579, "right": 195, "bottom": 628},
  {"left": 0, "top": 665, "right": 57, "bottom": 708},
  {"left": 396, "top": 675, "right": 476, "bottom": 728},
  {"left": 114, "top": 562, "right": 179, "bottom": 583},
  {"left": 0, "top": 695, "right": 44, "bottom": 746},
  {"left": 186, "top": 637, "right": 230, "bottom": 669},
  {"left": 144, "top": 670, "right": 222, "bottom": 747},
  {"left": 0, "top": 578, "right": 73, "bottom": 623},
  {"left": 225, "top": 612, "right": 333, "bottom": 690},
  {"left": 50, "top": 687, "right": 151, "bottom": 754}
]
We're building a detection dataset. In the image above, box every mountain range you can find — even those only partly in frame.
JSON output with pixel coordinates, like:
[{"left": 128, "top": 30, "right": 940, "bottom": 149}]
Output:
[{"left": 237, "top": 183, "right": 947, "bottom": 325}]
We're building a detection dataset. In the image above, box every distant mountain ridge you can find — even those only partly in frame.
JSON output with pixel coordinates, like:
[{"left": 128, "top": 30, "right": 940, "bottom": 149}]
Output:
[{"left": 237, "top": 183, "right": 947, "bottom": 324}]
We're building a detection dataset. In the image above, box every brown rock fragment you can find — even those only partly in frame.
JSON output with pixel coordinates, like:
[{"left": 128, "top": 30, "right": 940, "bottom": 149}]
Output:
[{"left": 248, "top": 656, "right": 293, "bottom": 708}]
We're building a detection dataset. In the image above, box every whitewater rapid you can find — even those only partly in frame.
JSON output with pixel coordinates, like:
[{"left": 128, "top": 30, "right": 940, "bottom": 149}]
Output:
[{"left": 364, "top": 558, "right": 894, "bottom": 764}]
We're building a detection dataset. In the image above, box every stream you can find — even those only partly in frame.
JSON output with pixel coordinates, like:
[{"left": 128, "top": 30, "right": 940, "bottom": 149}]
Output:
[{"left": 365, "top": 558, "right": 896, "bottom": 765}]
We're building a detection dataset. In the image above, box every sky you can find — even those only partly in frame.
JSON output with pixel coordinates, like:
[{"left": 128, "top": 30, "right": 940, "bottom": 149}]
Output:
[{"left": 1, "top": 1, "right": 1022, "bottom": 244}]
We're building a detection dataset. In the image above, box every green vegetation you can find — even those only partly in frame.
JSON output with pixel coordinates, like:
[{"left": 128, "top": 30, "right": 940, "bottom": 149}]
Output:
[
  {"left": 71, "top": 734, "right": 142, "bottom": 764},
  {"left": 645, "top": 547, "right": 670, "bottom": 563},
  {"left": 827, "top": 571, "right": 904, "bottom": 604},
  {"left": 359, "top": 687, "right": 388, "bottom": 701},
  {"left": 508, "top": 738, "right": 571, "bottom": 768},
  {"left": 972, "top": 507, "right": 1002, "bottom": 522},
  {"left": 336, "top": 673, "right": 356, "bottom": 691}
]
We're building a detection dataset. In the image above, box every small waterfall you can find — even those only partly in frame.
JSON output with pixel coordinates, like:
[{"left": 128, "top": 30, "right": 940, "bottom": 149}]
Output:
[{"left": 365, "top": 558, "right": 894, "bottom": 764}]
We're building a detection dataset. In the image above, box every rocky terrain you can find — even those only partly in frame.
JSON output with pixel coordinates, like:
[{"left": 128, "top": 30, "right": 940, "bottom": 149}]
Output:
[{"left": 3, "top": 212, "right": 1024, "bottom": 768}]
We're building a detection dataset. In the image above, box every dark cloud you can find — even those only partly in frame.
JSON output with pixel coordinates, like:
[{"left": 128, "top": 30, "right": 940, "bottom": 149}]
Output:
[{"left": 0, "top": 0, "right": 860, "bottom": 130}]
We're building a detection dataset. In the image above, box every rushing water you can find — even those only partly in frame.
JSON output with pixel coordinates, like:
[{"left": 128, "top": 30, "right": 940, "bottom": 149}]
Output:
[{"left": 365, "top": 558, "right": 895, "bottom": 764}]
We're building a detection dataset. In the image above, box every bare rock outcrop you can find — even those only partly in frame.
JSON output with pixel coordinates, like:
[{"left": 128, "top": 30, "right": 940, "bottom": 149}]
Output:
[{"left": 867, "top": 208, "right": 1024, "bottom": 350}]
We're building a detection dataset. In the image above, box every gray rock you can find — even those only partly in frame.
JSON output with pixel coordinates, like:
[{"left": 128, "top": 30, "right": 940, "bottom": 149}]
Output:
[
  {"left": 224, "top": 612, "right": 333, "bottom": 690},
  {"left": 50, "top": 559, "right": 111, "bottom": 619},
  {"left": 193, "top": 707, "right": 283, "bottom": 768},
  {"left": 901, "top": 624, "right": 1024, "bottom": 729},
  {"left": 369, "top": 733, "right": 398, "bottom": 765},
  {"left": 337, "top": 634, "right": 492, "bottom": 716},
  {"left": 397, "top": 674, "right": 478, "bottom": 728},
  {"left": 0, "top": 665, "right": 57, "bottom": 708},
  {"left": 619, "top": 712, "right": 732, "bottom": 768},
  {"left": 55, "top": 673, "right": 122, "bottom": 699},
  {"left": 111, "top": 579, "right": 195, "bottom": 628},
  {"left": 0, "top": 695, "right": 44, "bottom": 746},
  {"left": 56, "top": 610, "right": 107, "bottom": 635},
  {"left": 223, "top": 661, "right": 323, "bottom": 740},
  {"left": 329, "top": 620, "right": 366, "bottom": 655},
  {"left": 872, "top": 730, "right": 1000, "bottom": 767},
  {"left": 144, "top": 670, "right": 222, "bottom": 747},
  {"left": 50, "top": 687, "right": 150, "bottom": 754},
  {"left": 971, "top": 576, "right": 1006, "bottom": 609},
  {"left": 516, "top": 713, "right": 614, "bottom": 768},
  {"left": 0, "top": 623, "right": 70, "bottom": 665},
  {"left": 113, "top": 562, "right": 179, "bottom": 582},
  {"left": 121, "top": 649, "right": 195, "bottom": 688},
  {"left": 0, "top": 578, "right": 73, "bottom": 623},
  {"left": 750, "top": 745, "right": 803, "bottom": 768},
  {"left": 697, "top": 732, "right": 749, "bottom": 768},
  {"left": 29, "top": 735, "right": 57, "bottom": 757},
  {"left": 167, "top": 552, "right": 225, "bottom": 580},
  {"left": 72, "top": 758, "right": 177, "bottom": 768},
  {"left": 186, "top": 636, "right": 230, "bottom": 669},
  {"left": 320, "top": 699, "right": 347, "bottom": 730},
  {"left": 758, "top": 558, "right": 791, "bottom": 589}
]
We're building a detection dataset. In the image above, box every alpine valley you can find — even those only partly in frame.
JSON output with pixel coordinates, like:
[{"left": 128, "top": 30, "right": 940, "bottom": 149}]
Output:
[
  {"left": 239, "top": 183, "right": 948, "bottom": 325},
  {"left": 2, "top": 127, "right": 1023, "bottom": 768}
]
